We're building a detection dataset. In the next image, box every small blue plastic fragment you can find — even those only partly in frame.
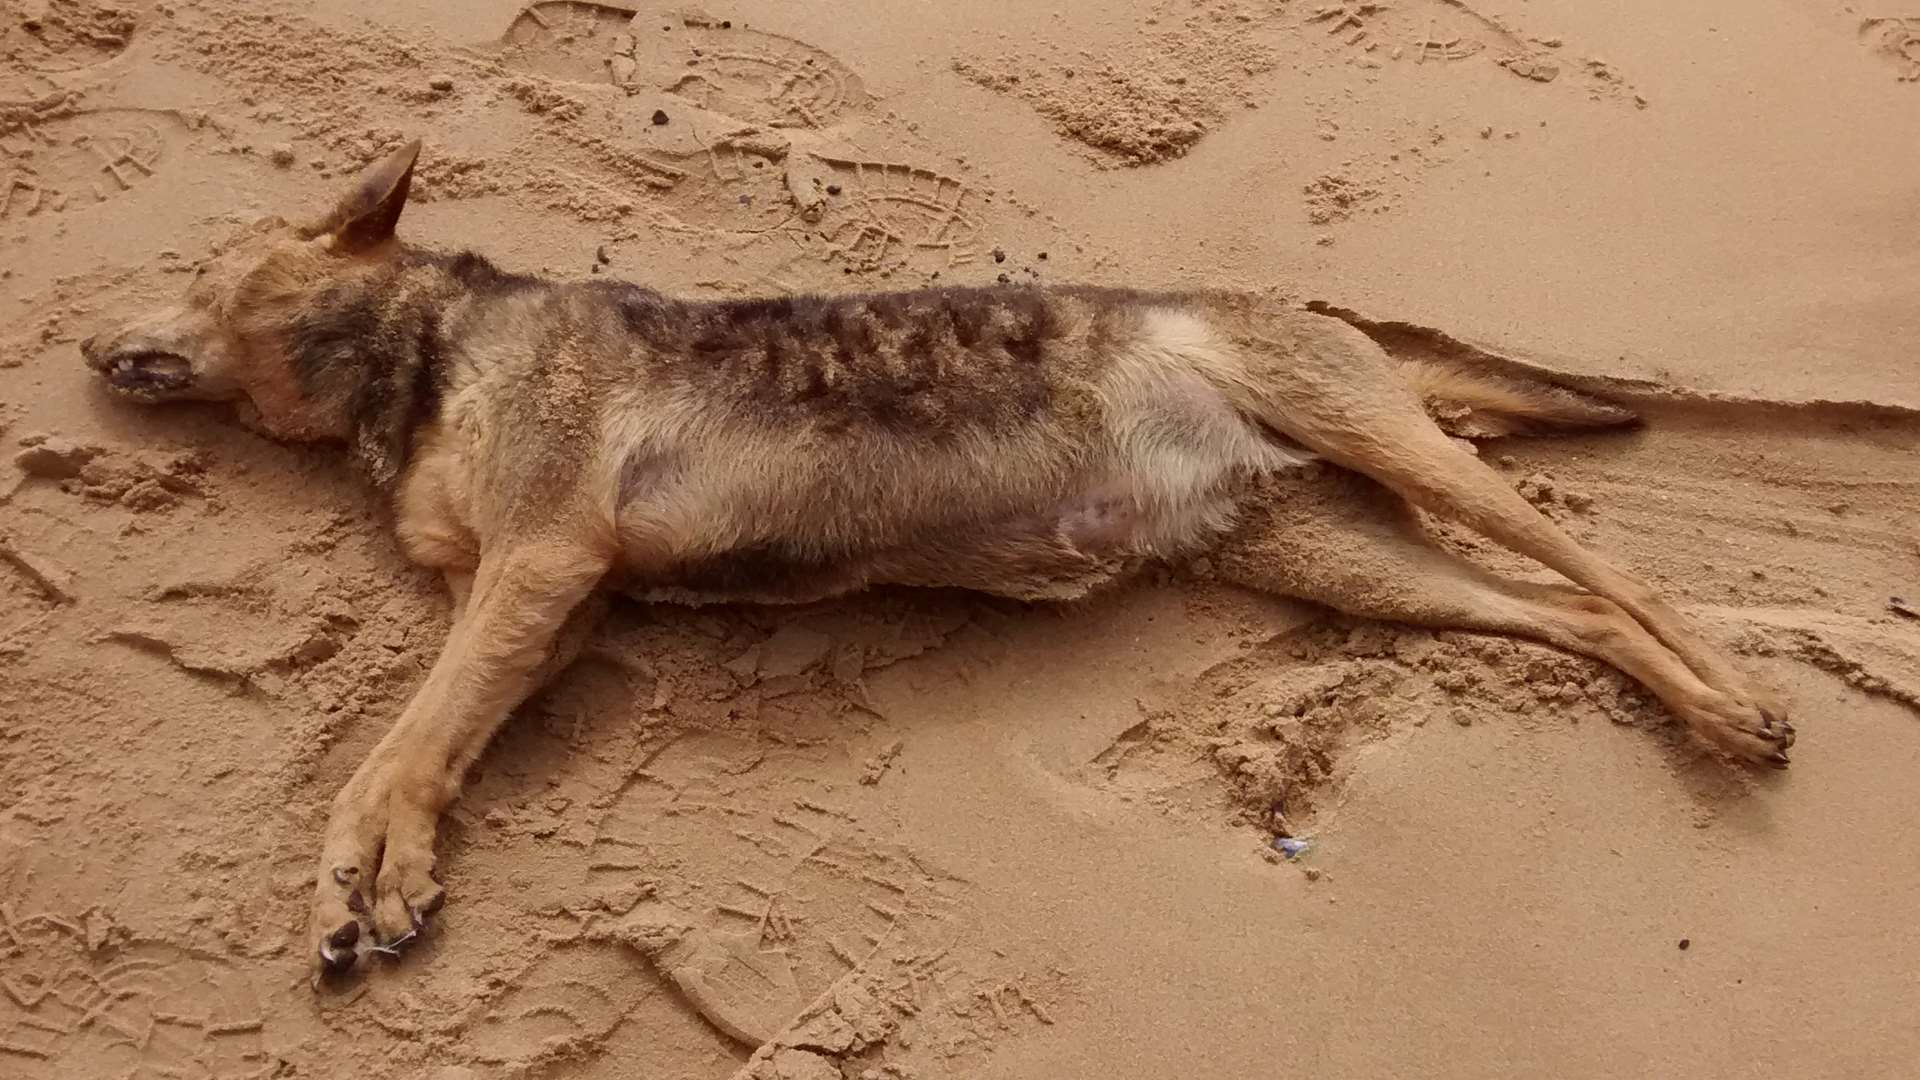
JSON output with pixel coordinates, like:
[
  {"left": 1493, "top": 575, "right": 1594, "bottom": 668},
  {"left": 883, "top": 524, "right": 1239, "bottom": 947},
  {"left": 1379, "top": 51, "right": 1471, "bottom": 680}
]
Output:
[{"left": 1272, "top": 836, "right": 1311, "bottom": 859}]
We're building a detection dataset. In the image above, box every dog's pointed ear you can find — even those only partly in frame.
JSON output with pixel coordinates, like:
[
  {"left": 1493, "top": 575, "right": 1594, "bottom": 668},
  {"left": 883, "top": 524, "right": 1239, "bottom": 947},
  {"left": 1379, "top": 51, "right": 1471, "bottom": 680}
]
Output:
[{"left": 306, "top": 139, "right": 421, "bottom": 252}]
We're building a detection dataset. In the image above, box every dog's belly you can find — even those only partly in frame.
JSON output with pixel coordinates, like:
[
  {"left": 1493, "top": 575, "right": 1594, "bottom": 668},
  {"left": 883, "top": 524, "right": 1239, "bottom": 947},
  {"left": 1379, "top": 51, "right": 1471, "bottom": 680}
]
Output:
[
  {"left": 617, "top": 542, "right": 1140, "bottom": 608},
  {"left": 619, "top": 544, "right": 868, "bottom": 607},
  {"left": 614, "top": 482, "right": 1243, "bottom": 607}
]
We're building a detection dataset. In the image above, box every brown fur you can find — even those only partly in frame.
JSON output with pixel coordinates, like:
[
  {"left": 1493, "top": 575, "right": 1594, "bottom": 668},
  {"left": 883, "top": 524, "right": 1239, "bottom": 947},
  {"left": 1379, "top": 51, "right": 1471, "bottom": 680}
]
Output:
[{"left": 79, "top": 142, "right": 1794, "bottom": 985}]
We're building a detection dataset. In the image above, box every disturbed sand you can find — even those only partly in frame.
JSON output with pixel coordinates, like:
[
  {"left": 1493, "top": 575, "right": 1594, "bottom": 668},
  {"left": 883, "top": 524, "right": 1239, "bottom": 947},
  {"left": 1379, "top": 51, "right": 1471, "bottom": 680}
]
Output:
[{"left": 3, "top": 1, "right": 1918, "bottom": 1077}]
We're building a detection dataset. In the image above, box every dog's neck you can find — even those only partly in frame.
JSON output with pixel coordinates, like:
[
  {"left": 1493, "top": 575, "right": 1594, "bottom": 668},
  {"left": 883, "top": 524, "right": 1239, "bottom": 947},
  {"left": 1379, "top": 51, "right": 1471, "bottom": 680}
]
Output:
[{"left": 276, "top": 248, "right": 539, "bottom": 487}]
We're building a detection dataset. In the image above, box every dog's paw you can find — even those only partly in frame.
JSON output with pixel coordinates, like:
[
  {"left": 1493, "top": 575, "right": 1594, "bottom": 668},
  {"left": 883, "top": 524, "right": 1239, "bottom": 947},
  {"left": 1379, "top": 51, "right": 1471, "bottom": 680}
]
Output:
[
  {"left": 1682, "top": 689, "right": 1795, "bottom": 768},
  {"left": 308, "top": 790, "right": 449, "bottom": 983},
  {"left": 310, "top": 863, "right": 374, "bottom": 982},
  {"left": 371, "top": 849, "right": 446, "bottom": 947}
]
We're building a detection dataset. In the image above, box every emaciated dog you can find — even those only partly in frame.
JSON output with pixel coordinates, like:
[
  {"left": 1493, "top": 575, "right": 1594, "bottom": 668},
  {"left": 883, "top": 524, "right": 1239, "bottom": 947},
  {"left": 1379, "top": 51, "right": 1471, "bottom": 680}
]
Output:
[{"left": 80, "top": 141, "right": 1794, "bottom": 980}]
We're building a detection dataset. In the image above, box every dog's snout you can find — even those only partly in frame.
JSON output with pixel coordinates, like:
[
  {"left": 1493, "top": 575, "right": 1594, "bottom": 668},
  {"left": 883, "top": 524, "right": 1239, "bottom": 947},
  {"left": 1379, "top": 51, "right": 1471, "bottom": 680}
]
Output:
[{"left": 79, "top": 333, "right": 102, "bottom": 364}]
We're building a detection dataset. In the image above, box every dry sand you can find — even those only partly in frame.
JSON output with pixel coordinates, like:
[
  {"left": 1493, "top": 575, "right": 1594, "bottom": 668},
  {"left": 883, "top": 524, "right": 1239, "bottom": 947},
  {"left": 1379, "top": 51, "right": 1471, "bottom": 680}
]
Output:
[{"left": 3, "top": 1, "right": 1919, "bottom": 1077}]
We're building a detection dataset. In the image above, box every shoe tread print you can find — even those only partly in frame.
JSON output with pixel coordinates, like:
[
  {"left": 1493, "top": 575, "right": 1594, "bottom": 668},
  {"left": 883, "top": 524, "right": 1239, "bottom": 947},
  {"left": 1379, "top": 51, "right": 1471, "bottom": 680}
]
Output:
[{"left": 0, "top": 907, "right": 268, "bottom": 1080}]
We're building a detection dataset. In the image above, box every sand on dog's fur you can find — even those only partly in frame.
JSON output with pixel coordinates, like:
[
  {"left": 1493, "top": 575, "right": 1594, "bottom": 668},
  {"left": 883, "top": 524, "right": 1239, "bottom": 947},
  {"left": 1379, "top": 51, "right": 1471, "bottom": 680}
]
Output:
[{"left": 2, "top": 1, "right": 1917, "bottom": 1078}]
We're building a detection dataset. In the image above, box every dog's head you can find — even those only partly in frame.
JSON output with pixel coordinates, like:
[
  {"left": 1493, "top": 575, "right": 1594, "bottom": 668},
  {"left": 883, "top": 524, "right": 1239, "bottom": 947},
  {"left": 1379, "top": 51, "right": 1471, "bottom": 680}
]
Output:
[{"left": 80, "top": 140, "right": 425, "bottom": 441}]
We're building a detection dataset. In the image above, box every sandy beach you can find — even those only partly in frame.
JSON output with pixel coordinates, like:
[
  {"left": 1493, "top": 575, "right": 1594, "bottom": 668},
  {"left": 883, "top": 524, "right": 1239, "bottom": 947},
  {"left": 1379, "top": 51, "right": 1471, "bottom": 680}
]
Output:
[{"left": 3, "top": 1, "right": 1918, "bottom": 1077}]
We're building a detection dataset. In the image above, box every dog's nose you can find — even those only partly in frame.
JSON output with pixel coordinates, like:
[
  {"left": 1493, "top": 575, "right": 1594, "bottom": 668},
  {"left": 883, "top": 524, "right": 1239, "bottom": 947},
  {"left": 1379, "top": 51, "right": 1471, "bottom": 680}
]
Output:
[{"left": 79, "top": 333, "right": 102, "bottom": 365}]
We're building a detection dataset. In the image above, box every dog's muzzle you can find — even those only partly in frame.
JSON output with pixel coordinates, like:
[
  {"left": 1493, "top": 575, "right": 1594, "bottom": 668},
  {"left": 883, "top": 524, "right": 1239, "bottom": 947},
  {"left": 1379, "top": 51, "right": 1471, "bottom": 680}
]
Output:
[{"left": 82, "top": 335, "right": 195, "bottom": 398}]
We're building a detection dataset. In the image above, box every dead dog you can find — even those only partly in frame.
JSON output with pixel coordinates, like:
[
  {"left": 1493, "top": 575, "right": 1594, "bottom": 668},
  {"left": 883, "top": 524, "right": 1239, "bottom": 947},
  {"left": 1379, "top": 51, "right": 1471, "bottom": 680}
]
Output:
[{"left": 81, "top": 141, "right": 1794, "bottom": 980}]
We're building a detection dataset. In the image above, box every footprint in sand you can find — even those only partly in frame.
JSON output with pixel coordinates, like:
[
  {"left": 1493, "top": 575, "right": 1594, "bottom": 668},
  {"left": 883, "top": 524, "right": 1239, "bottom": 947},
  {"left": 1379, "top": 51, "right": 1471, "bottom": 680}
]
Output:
[
  {"left": 800, "top": 155, "right": 987, "bottom": 275},
  {"left": 1859, "top": 16, "right": 1920, "bottom": 81},
  {"left": 578, "top": 732, "right": 965, "bottom": 1046},
  {"left": 463, "top": 945, "right": 635, "bottom": 1067},
  {"left": 0, "top": 108, "right": 181, "bottom": 221},
  {"left": 649, "top": 136, "right": 987, "bottom": 275},
  {"left": 1300, "top": 1, "right": 1644, "bottom": 96},
  {"left": 500, "top": 1, "right": 868, "bottom": 127},
  {"left": 496, "top": 3, "right": 994, "bottom": 278},
  {"left": 497, "top": 0, "right": 637, "bottom": 84},
  {"left": 0, "top": 910, "right": 268, "bottom": 1080},
  {"left": 637, "top": 11, "right": 869, "bottom": 128},
  {"left": 1305, "top": 1, "right": 1521, "bottom": 69},
  {"left": 0, "top": 0, "right": 139, "bottom": 99}
]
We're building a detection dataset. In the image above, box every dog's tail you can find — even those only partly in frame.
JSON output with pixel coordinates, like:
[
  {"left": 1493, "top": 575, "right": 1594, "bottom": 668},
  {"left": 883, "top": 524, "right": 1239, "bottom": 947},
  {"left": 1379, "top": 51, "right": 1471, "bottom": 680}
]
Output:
[{"left": 1402, "top": 359, "right": 1640, "bottom": 439}]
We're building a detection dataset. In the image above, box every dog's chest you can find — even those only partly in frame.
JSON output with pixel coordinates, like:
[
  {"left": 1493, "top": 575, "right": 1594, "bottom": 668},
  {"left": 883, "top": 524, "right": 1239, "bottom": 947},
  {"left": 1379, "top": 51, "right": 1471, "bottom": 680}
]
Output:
[{"left": 391, "top": 423, "right": 483, "bottom": 571}]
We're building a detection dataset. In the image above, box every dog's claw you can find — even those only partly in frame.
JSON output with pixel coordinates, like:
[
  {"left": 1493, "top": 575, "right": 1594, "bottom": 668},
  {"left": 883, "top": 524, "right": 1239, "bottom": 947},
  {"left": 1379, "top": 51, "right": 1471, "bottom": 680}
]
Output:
[
  {"left": 1684, "top": 688, "right": 1798, "bottom": 768},
  {"left": 318, "top": 922, "right": 361, "bottom": 976},
  {"left": 327, "top": 921, "right": 361, "bottom": 951},
  {"left": 413, "top": 886, "right": 446, "bottom": 930}
]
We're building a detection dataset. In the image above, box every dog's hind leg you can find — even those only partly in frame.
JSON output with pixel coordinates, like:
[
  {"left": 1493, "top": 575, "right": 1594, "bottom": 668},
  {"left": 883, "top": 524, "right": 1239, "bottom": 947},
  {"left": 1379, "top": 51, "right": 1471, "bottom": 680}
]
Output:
[
  {"left": 1206, "top": 309, "right": 1790, "bottom": 762},
  {"left": 310, "top": 539, "right": 609, "bottom": 978},
  {"left": 1215, "top": 467, "right": 1793, "bottom": 763}
]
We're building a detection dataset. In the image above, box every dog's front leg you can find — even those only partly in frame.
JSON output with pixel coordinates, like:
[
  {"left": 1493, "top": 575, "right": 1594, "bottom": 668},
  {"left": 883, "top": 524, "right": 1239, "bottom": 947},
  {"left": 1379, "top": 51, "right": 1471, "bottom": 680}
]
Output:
[
  {"left": 444, "top": 568, "right": 474, "bottom": 618},
  {"left": 311, "top": 540, "right": 608, "bottom": 977}
]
